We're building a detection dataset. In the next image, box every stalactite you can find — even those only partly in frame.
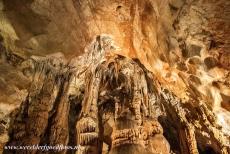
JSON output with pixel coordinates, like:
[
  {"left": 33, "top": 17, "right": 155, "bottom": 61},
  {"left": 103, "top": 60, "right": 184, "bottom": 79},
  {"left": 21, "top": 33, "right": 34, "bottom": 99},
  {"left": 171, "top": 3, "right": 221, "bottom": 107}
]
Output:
[
  {"left": 5, "top": 57, "right": 73, "bottom": 154},
  {"left": 3, "top": 35, "right": 230, "bottom": 154}
]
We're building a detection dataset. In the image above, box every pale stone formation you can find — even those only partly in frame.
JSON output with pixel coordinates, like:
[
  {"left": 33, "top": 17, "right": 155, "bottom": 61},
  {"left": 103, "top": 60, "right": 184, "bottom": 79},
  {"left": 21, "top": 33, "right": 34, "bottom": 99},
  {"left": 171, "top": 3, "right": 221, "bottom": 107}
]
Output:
[
  {"left": 2, "top": 35, "right": 228, "bottom": 154},
  {"left": 0, "top": 0, "right": 230, "bottom": 154}
]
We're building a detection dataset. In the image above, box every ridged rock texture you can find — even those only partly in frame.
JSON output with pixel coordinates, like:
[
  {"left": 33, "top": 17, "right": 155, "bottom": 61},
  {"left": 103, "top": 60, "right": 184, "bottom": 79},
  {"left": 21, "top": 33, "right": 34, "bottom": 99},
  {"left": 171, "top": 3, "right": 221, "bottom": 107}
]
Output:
[{"left": 0, "top": 0, "right": 230, "bottom": 154}]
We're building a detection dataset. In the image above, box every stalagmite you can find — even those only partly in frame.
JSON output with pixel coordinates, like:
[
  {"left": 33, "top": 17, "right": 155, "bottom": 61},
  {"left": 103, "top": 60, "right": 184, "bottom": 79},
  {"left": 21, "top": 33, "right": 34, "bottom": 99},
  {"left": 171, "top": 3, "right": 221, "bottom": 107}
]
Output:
[{"left": 0, "top": 0, "right": 229, "bottom": 154}]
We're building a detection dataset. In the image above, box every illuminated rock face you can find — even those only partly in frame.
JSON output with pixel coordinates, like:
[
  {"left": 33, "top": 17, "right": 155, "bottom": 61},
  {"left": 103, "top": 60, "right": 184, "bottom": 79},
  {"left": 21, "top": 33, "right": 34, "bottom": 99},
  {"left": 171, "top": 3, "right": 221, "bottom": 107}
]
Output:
[
  {"left": 1, "top": 36, "right": 229, "bottom": 154},
  {"left": 0, "top": 0, "right": 230, "bottom": 154}
]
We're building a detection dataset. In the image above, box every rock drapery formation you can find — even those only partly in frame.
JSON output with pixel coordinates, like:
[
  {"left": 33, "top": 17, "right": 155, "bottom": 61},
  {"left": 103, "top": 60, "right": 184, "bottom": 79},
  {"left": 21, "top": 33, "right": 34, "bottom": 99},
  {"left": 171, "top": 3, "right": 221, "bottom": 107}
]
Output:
[
  {"left": 0, "top": 0, "right": 230, "bottom": 154},
  {"left": 2, "top": 35, "right": 229, "bottom": 154}
]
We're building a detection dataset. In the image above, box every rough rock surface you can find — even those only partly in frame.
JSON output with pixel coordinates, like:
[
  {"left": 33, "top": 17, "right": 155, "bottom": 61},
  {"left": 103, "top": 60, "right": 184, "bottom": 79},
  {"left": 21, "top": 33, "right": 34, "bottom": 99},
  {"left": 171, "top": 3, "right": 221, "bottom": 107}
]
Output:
[{"left": 0, "top": 0, "right": 229, "bottom": 154}]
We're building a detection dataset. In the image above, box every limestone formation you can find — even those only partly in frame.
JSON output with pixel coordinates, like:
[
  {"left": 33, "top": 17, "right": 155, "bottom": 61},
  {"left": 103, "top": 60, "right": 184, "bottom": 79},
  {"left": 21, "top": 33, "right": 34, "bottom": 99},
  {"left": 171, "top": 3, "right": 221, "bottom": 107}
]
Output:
[{"left": 0, "top": 0, "right": 230, "bottom": 154}]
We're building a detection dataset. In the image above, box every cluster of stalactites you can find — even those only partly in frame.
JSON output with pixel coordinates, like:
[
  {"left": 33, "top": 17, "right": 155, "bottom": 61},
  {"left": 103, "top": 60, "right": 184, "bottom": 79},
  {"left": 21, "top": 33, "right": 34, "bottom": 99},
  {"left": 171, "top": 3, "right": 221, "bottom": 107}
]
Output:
[
  {"left": 75, "top": 56, "right": 169, "bottom": 153},
  {"left": 74, "top": 35, "right": 165, "bottom": 154},
  {"left": 5, "top": 56, "right": 74, "bottom": 154}
]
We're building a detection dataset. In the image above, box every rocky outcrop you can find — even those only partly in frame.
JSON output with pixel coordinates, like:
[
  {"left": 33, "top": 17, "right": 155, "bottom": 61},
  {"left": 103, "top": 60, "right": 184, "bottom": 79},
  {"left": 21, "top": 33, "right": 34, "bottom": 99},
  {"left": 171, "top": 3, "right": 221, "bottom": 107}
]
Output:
[
  {"left": 0, "top": 0, "right": 229, "bottom": 154},
  {"left": 2, "top": 35, "right": 229, "bottom": 154},
  {"left": 0, "top": 44, "right": 30, "bottom": 153},
  {"left": 4, "top": 56, "right": 73, "bottom": 154},
  {"left": 73, "top": 36, "right": 171, "bottom": 154}
]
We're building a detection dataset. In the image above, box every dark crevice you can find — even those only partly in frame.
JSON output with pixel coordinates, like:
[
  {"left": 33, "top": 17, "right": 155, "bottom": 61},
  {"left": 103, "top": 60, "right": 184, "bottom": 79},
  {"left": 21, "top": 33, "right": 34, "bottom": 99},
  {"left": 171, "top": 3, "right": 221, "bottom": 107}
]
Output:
[{"left": 67, "top": 99, "right": 82, "bottom": 154}]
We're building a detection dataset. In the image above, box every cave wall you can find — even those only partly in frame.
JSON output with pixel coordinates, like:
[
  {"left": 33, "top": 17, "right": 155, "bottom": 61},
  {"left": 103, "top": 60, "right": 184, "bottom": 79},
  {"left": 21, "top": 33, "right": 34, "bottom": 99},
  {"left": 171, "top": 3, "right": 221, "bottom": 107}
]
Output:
[{"left": 0, "top": 0, "right": 229, "bottom": 153}]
